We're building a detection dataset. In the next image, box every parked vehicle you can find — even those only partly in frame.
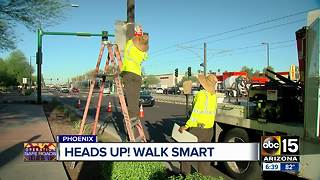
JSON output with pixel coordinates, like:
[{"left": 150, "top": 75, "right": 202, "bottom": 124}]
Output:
[
  {"left": 71, "top": 87, "right": 80, "bottom": 93},
  {"left": 61, "top": 87, "right": 69, "bottom": 93},
  {"left": 155, "top": 88, "right": 164, "bottom": 94},
  {"left": 163, "top": 87, "right": 181, "bottom": 95},
  {"left": 191, "top": 87, "right": 200, "bottom": 95},
  {"left": 103, "top": 87, "right": 111, "bottom": 94}
]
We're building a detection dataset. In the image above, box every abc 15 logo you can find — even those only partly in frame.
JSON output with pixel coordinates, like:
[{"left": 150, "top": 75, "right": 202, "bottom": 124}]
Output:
[{"left": 261, "top": 136, "right": 299, "bottom": 156}]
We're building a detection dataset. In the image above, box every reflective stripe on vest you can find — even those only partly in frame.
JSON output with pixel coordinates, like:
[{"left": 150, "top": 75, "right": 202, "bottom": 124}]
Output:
[
  {"left": 190, "top": 91, "right": 215, "bottom": 122},
  {"left": 193, "top": 109, "right": 216, "bottom": 115}
]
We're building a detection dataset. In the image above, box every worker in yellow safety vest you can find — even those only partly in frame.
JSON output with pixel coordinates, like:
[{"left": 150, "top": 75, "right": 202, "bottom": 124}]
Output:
[
  {"left": 178, "top": 74, "right": 218, "bottom": 176},
  {"left": 121, "top": 25, "right": 149, "bottom": 122}
]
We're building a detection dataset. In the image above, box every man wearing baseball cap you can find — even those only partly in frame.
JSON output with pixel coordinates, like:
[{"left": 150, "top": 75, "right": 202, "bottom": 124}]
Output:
[
  {"left": 121, "top": 25, "right": 149, "bottom": 123},
  {"left": 179, "top": 74, "right": 218, "bottom": 176}
]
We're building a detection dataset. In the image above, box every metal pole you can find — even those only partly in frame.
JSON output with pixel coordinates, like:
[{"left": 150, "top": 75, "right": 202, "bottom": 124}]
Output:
[
  {"left": 186, "top": 94, "right": 189, "bottom": 117},
  {"left": 127, "top": 0, "right": 135, "bottom": 23},
  {"left": 262, "top": 42, "right": 269, "bottom": 68},
  {"left": 29, "top": 56, "right": 32, "bottom": 88},
  {"left": 174, "top": 77, "right": 177, "bottom": 95},
  {"left": 127, "top": 0, "right": 135, "bottom": 39},
  {"left": 204, "top": 42, "right": 207, "bottom": 76},
  {"left": 267, "top": 43, "right": 270, "bottom": 67},
  {"left": 37, "top": 29, "right": 43, "bottom": 104}
]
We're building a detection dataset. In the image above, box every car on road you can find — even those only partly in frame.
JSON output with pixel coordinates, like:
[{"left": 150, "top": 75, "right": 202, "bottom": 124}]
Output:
[
  {"left": 139, "top": 91, "right": 155, "bottom": 107},
  {"left": 103, "top": 87, "right": 111, "bottom": 94},
  {"left": 71, "top": 87, "right": 80, "bottom": 93},
  {"left": 191, "top": 87, "right": 200, "bottom": 95},
  {"left": 155, "top": 88, "right": 164, "bottom": 94},
  {"left": 61, "top": 87, "right": 69, "bottom": 93},
  {"left": 163, "top": 87, "right": 181, "bottom": 95}
]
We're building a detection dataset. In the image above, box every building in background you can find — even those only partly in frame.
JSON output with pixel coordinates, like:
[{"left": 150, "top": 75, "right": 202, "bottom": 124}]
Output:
[{"left": 152, "top": 73, "right": 184, "bottom": 88}]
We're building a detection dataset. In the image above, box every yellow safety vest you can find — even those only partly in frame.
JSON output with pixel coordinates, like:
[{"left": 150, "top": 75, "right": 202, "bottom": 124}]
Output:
[
  {"left": 121, "top": 39, "right": 148, "bottom": 76},
  {"left": 185, "top": 90, "right": 217, "bottom": 129}
]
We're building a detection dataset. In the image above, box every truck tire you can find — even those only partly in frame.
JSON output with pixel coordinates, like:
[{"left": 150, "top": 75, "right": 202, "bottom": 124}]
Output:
[{"left": 222, "top": 128, "right": 262, "bottom": 180}]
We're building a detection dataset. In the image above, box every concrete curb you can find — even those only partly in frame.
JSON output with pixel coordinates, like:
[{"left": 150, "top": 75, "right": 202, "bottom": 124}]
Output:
[{"left": 155, "top": 98, "right": 192, "bottom": 105}]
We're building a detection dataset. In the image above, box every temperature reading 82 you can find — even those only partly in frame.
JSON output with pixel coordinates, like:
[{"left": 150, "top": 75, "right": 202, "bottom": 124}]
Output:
[{"left": 285, "top": 164, "right": 293, "bottom": 170}]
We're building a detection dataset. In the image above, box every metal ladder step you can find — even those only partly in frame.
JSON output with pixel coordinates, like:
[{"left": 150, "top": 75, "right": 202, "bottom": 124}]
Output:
[
  {"left": 96, "top": 73, "right": 114, "bottom": 79},
  {"left": 135, "top": 135, "right": 144, "bottom": 142},
  {"left": 131, "top": 119, "right": 141, "bottom": 128}
]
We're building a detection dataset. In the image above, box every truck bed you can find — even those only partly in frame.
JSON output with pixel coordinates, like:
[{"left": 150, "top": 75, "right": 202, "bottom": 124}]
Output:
[{"left": 216, "top": 103, "right": 304, "bottom": 136}]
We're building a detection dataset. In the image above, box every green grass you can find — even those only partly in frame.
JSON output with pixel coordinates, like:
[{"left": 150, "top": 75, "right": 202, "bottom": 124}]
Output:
[
  {"left": 102, "top": 161, "right": 223, "bottom": 180},
  {"left": 72, "top": 119, "right": 91, "bottom": 134}
]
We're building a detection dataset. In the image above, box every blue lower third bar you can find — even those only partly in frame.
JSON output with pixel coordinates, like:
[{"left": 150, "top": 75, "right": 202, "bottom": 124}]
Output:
[
  {"left": 57, "top": 135, "right": 97, "bottom": 143},
  {"left": 280, "top": 162, "right": 300, "bottom": 172}
]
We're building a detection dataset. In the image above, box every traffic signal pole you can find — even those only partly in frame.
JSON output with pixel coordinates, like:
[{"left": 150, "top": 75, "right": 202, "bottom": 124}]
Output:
[
  {"left": 174, "top": 68, "right": 178, "bottom": 95},
  {"left": 36, "top": 29, "right": 114, "bottom": 104},
  {"left": 36, "top": 29, "right": 43, "bottom": 104},
  {"left": 185, "top": 67, "right": 191, "bottom": 117},
  {"left": 204, "top": 42, "right": 207, "bottom": 76},
  {"left": 127, "top": 0, "right": 135, "bottom": 39}
]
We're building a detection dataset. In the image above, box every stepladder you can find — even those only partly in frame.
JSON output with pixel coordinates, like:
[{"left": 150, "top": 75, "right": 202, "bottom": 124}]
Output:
[{"left": 77, "top": 37, "right": 147, "bottom": 143}]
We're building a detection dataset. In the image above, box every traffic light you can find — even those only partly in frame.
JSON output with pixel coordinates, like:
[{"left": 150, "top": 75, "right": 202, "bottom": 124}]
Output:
[
  {"left": 102, "top": 31, "right": 108, "bottom": 42},
  {"left": 187, "top": 67, "right": 191, "bottom": 77},
  {"left": 175, "top": 68, "right": 178, "bottom": 77}
]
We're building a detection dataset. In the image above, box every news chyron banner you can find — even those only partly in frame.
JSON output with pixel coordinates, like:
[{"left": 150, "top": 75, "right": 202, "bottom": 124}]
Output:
[
  {"left": 261, "top": 136, "right": 300, "bottom": 173},
  {"left": 24, "top": 135, "right": 260, "bottom": 162}
]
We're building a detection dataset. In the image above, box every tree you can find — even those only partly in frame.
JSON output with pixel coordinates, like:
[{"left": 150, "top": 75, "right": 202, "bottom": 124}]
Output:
[
  {"left": 0, "top": 58, "right": 14, "bottom": 86},
  {"left": 262, "top": 66, "right": 274, "bottom": 74},
  {"left": 253, "top": 70, "right": 261, "bottom": 77},
  {"left": 240, "top": 66, "right": 254, "bottom": 78},
  {"left": 0, "top": 0, "right": 69, "bottom": 52},
  {"left": 263, "top": 66, "right": 275, "bottom": 78},
  {"left": 143, "top": 75, "right": 160, "bottom": 88},
  {"left": 6, "top": 50, "right": 33, "bottom": 85},
  {"left": 0, "top": 50, "right": 33, "bottom": 86},
  {"left": 178, "top": 74, "right": 198, "bottom": 87}
]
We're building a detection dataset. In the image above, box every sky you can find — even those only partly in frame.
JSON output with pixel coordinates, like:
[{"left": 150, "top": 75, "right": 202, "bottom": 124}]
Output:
[{"left": 0, "top": 0, "right": 319, "bottom": 83}]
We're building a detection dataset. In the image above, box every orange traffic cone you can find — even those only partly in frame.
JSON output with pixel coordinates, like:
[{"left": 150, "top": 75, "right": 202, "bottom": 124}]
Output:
[
  {"left": 76, "top": 99, "right": 81, "bottom": 109},
  {"left": 107, "top": 101, "right": 112, "bottom": 112},
  {"left": 139, "top": 105, "right": 144, "bottom": 118}
]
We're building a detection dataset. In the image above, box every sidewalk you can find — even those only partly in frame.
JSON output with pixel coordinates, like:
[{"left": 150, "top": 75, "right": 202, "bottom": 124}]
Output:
[{"left": 0, "top": 95, "right": 68, "bottom": 180}]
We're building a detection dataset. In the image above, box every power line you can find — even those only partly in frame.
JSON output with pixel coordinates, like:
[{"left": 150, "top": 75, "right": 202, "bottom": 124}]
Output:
[
  {"left": 150, "top": 18, "right": 302, "bottom": 58},
  {"left": 205, "top": 19, "right": 304, "bottom": 45},
  {"left": 210, "top": 43, "right": 296, "bottom": 59},
  {"left": 207, "top": 39, "right": 295, "bottom": 57},
  {"left": 146, "top": 44, "right": 296, "bottom": 73},
  {"left": 150, "top": 9, "right": 312, "bottom": 55},
  {"left": 148, "top": 40, "right": 295, "bottom": 67}
]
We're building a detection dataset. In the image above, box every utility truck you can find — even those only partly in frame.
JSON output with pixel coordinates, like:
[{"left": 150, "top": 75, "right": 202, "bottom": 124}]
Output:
[{"left": 212, "top": 10, "right": 320, "bottom": 179}]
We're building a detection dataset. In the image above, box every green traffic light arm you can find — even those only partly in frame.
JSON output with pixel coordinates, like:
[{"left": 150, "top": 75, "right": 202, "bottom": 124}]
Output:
[
  {"left": 42, "top": 31, "right": 115, "bottom": 37},
  {"left": 36, "top": 29, "right": 115, "bottom": 104}
]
